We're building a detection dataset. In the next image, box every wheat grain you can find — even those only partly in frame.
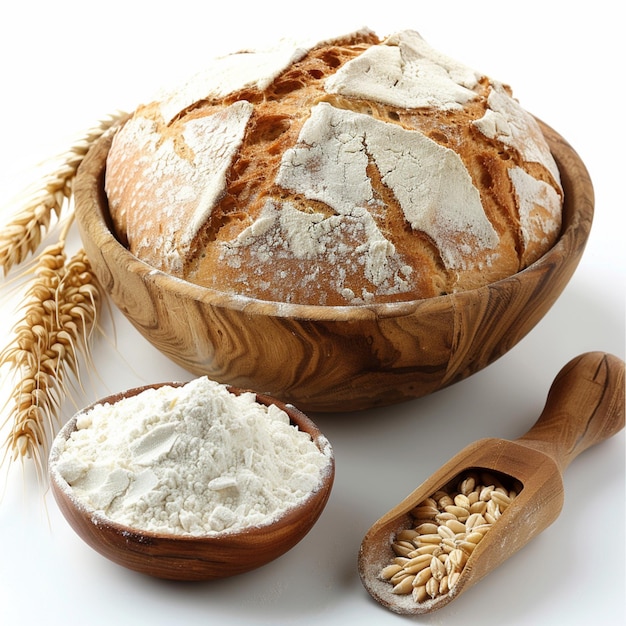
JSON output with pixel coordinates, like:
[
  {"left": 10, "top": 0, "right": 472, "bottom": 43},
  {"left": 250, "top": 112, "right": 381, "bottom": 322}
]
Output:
[
  {"left": 392, "top": 575, "right": 416, "bottom": 595},
  {"left": 380, "top": 564, "right": 403, "bottom": 579},
  {"left": 445, "top": 519, "right": 467, "bottom": 534},
  {"left": 381, "top": 470, "right": 521, "bottom": 603},
  {"left": 402, "top": 554, "right": 431, "bottom": 575},
  {"left": 0, "top": 111, "right": 126, "bottom": 276},
  {"left": 412, "top": 584, "right": 428, "bottom": 603}
]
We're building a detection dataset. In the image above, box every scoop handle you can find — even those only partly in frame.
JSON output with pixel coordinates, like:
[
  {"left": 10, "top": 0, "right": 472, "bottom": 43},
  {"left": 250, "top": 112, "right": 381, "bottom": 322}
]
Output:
[{"left": 516, "top": 352, "right": 625, "bottom": 472}]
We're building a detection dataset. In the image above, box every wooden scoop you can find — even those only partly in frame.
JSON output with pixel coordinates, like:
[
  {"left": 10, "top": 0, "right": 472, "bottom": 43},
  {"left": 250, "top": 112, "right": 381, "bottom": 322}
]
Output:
[{"left": 357, "top": 351, "right": 625, "bottom": 615}]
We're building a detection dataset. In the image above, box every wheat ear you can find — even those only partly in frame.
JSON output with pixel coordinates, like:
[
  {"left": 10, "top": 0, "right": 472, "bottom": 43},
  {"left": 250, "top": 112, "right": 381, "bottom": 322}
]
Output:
[
  {"left": 1, "top": 240, "right": 68, "bottom": 473},
  {"left": 1, "top": 228, "right": 103, "bottom": 475},
  {"left": 0, "top": 111, "right": 127, "bottom": 276}
]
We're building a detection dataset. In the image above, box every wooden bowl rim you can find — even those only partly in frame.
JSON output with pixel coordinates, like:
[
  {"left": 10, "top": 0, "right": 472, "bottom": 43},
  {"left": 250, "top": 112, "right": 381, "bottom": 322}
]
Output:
[
  {"left": 49, "top": 382, "right": 335, "bottom": 544},
  {"left": 76, "top": 118, "right": 593, "bottom": 322}
]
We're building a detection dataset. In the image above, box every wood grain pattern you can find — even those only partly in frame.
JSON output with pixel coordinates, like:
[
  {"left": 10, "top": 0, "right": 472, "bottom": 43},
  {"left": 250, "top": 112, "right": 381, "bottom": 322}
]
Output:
[
  {"left": 49, "top": 384, "right": 334, "bottom": 581},
  {"left": 73, "top": 120, "right": 593, "bottom": 412},
  {"left": 357, "top": 352, "right": 625, "bottom": 615}
]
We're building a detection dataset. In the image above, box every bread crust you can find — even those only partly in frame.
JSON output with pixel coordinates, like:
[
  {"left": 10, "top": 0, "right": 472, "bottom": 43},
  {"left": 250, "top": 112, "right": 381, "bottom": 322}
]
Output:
[{"left": 105, "top": 29, "right": 562, "bottom": 306}]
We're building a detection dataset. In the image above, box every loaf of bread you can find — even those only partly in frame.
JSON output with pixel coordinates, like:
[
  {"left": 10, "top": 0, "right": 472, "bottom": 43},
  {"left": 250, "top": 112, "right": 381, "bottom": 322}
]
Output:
[{"left": 105, "top": 28, "right": 562, "bottom": 306}]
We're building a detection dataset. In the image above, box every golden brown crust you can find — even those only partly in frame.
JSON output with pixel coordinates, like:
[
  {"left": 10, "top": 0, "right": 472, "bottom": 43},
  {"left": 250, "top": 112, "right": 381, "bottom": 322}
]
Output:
[{"left": 105, "top": 30, "right": 562, "bottom": 306}]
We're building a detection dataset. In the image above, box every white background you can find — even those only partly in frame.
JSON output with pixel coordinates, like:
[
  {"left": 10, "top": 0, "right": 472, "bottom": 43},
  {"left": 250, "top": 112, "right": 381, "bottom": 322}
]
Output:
[{"left": 0, "top": 2, "right": 623, "bottom": 625}]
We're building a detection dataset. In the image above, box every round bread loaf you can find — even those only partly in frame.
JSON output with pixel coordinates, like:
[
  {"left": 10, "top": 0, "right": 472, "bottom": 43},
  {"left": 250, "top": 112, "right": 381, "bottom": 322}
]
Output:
[{"left": 105, "top": 28, "right": 563, "bottom": 306}]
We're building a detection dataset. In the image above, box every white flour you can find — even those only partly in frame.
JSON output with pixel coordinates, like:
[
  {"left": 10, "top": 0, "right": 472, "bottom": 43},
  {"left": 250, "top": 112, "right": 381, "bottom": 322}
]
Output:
[{"left": 53, "top": 378, "right": 332, "bottom": 536}]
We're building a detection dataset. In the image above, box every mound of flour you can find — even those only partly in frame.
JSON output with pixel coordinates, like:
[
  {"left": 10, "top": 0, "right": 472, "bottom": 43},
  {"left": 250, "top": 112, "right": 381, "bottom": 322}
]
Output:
[{"left": 54, "top": 377, "right": 332, "bottom": 535}]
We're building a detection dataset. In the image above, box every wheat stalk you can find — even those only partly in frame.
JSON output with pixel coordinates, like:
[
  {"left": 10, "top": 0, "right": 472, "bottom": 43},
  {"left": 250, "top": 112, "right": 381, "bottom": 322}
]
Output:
[
  {"left": 0, "top": 112, "right": 126, "bottom": 475},
  {"left": 0, "top": 111, "right": 127, "bottom": 277}
]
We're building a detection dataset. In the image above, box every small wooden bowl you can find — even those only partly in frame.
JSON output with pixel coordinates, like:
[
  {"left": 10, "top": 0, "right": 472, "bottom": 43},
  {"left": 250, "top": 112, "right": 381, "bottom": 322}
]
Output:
[
  {"left": 49, "top": 383, "right": 335, "bottom": 581},
  {"left": 74, "top": 120, "right": 593, "bottom": 412}
]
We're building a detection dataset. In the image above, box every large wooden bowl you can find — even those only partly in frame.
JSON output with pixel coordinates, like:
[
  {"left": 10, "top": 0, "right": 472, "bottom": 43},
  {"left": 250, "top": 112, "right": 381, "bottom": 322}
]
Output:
[
  {"left": 49, "top": 383, "right": 335, "bottom": 580},
  {"left": 74, "top": 121, "right": 593, "bottom": 412}
]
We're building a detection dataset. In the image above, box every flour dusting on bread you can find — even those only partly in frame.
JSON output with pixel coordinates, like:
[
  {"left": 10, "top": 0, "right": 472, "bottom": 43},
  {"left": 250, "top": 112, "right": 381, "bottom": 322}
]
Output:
[{"left": 105, "top": 28, "right": 563, "bottom": 305}]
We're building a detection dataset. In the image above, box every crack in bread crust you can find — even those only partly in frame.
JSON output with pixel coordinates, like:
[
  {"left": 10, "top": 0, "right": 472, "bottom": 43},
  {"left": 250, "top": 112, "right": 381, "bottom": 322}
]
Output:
[{"left": 105, "top": 30, "right": 562, "bottom": 306}]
